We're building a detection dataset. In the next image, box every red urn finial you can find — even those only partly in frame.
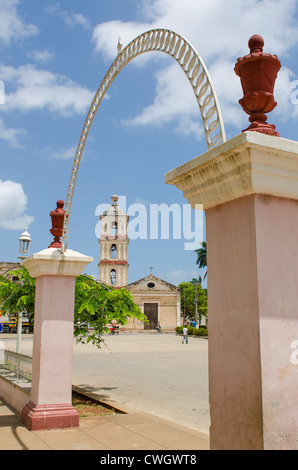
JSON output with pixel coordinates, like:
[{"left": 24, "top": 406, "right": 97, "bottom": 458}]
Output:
[
  {"left": 248, "top": 34, "right": 264, "bottom": 53},
  {"left": 234, "top": 34, "right": 281, "bottom": 136},
  {"left": 48, "top": 200, "right": 65, "bottom": 248}
]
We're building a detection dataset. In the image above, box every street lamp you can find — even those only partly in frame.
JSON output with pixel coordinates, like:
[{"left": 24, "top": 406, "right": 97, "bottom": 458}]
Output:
[
  {"left": 190, "top": 279, "right": 201, "bottom": 328},
  {"left": 18, "top": 228, "right": 31, "bottom": 260},
  {"left": 16, "top": 228, "right": 31, "bottom": 354}
]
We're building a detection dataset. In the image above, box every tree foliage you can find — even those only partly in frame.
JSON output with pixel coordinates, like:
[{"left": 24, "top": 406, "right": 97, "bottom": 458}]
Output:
[
  {"left": 74, "top": 274, "right": 147, "bottom": 346},
  {"left": 0, "top": 267, "right": 35, "bottom": 326},
  {"left": 195, "top": 241, "right": 207, "bottom": 279},
  {"left": 178, "top": 281, "right": 207, "bottom": 323},
  {"left": 0, "top": 268, "right": 147, "bottom": 347}
]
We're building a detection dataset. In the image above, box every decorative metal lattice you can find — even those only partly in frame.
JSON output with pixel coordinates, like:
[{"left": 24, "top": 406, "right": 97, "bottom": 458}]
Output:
[{"left": 61, "top": 28, "right": 226, "bottom": 251}]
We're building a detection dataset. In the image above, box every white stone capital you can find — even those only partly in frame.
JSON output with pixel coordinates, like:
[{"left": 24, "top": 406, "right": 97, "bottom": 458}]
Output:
[
  {"left": 21, "top": 248, "right": 93, "bottom": 278},
  {"left": 165, "top": 132, "right": 298, "bottom": 210}
]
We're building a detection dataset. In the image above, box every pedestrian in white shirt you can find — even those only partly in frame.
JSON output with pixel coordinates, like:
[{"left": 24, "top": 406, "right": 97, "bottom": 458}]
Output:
[{"left": 182, "top": 326, "right": 188, "bottom": 344}]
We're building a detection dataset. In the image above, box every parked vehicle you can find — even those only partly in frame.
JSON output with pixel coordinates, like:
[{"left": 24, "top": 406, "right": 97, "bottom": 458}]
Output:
[
  {"left": 0, "top": 317, "right": 32, "bottom": 334},
  {"left": 109, "top": 325, "right": 120, "bottom": 335}
]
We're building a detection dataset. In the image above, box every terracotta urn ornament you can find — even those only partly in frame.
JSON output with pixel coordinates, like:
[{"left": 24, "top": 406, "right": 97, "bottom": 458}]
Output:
[
  {"left": 234, "top": 34, "right": 281, "bottom": 136},
  {"left": 49, "top": 200, "right": 65, "bottom": 248}
]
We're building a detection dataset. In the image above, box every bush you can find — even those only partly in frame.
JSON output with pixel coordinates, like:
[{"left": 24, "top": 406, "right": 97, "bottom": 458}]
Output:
[
  {"left": 187, "top": 326, "right": 196, "bottom": 335},
  {"left": 175, "top": 326, "right": 208, "bottom": 337},
  {"left": 196, "top": 328, "right": 208, "bottom": 337}
]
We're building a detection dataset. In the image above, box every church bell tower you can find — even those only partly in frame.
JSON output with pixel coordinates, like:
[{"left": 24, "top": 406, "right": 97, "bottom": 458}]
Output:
[{"left": 98, "top": 195, "right": 129, "bottom": 287}]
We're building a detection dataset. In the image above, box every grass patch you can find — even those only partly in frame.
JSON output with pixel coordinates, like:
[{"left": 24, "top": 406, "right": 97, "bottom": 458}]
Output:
[{"left": 72, "top": 391, "right": 122, "bottom": 417}]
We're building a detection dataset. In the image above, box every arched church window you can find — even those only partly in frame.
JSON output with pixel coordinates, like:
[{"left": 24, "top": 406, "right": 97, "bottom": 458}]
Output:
[
  {"left": 111, "top": 244, "right": 117, "bottom": 259},
  {"left": 110, "top": 269, "right": 116, "bottom": 285},
  {"left": 112, "top": 221, "right": 117, "bottom": 238}
]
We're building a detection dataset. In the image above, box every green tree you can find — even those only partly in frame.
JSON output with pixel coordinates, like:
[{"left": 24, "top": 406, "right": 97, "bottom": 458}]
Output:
[
  {"left": 0, "top": 268, "right": 147, "bottom": 347},
  {"left": 195, "top": 241, "right": 207, "bottom": 279},
  {"left": 191, "top": 276, "right": 202, "bottom": 284},
  {"left": 74, "top": 274, "right": 147, "bottom": 346},
  {"left": 0, "top": 267, "right": 35, "bottom": 328},
  {"left": 178, "top": 281, "right": 207, "bottom": 324}
]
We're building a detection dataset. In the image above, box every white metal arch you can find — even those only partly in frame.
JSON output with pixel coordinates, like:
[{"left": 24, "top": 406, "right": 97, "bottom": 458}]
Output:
[{"left": 61, "top": 28, "right": 226, "bottom": 251}]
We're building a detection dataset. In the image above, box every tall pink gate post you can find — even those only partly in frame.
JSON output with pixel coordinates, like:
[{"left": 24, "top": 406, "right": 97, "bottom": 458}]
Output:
[
  {"left": 21, "top": 202, "right": 93, "bottom": 430},
  {"left": 165, "top": 37, "right": 298, "bottom": 450}
]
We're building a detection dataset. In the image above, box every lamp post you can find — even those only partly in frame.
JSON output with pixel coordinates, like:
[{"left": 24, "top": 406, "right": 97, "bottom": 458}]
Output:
[
  {"left": 18, "top": 228, "right": 31, "bottom": 260},
  {"left": 190, "top": 279, "right": 201, "bottom": 328},
  {"left": 17, "top": 228, "right": 31, "bottom": 354}
]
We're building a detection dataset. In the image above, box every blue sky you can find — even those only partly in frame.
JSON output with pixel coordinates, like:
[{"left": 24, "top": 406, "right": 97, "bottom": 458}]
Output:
[{"left": 1, "top": 0, "right": 298, "bottom": 286}]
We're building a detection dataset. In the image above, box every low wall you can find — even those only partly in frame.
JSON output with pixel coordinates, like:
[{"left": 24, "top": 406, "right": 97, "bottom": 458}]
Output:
[{"left": 0, "top": 372, "right": 30, "bottom": 415}]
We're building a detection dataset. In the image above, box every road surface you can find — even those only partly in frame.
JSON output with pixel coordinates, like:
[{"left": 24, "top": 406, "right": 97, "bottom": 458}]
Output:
[{"left": 0, "top": 332, "right": 210, "bottom": 433}]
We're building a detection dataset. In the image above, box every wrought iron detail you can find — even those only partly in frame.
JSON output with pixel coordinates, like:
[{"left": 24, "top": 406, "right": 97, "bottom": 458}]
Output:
[{"left": 61, "top": 28, "right": 226, "bottom": 251}]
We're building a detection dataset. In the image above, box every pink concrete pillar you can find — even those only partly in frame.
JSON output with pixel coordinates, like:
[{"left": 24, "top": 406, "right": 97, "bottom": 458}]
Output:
[
  {"left": 165, "top": 132, "right": 298, "bottom": 450},
  {"left": 21, "top": 248, "right": 93, "bottom": 431}
]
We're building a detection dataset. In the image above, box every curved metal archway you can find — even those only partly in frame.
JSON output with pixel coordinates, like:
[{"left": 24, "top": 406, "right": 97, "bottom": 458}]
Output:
[{"left": 61, "top": 28, "right": 226, "bottom": 251}]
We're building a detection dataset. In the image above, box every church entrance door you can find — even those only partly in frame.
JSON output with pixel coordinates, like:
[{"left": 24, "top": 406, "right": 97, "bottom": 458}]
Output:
[{"left": 143, "top": 303, "right": 158, "bottom": 330}]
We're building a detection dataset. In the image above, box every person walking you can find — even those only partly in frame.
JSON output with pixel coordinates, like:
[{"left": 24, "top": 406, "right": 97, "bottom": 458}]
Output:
[{"left": 182, "top": 326, "right": 188, "bottom": 344}]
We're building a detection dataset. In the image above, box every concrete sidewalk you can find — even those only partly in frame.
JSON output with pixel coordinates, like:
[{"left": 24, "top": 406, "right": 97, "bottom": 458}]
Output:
[
  {"left": 0, "top": 396, "right": 209, "bottom": 450},
  {"left": 0, "top": 334, "right": 210, "bottom": 450}
]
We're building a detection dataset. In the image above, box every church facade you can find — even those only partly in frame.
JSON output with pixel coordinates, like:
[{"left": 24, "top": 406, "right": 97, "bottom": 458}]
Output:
[
  {"left": 97, "top": 195, "right": 181, "bottom": 331},
  {"left": 0, "top": 262, "right": 20, "bottom": 276},
  {"left": 125, "top": 273, "right": 181, "bottom": 331}
]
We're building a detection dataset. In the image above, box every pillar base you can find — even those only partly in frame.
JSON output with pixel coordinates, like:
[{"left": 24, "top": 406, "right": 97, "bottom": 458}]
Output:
[{"left": 21, "top": 400, "right": 79, "bottom": 431}]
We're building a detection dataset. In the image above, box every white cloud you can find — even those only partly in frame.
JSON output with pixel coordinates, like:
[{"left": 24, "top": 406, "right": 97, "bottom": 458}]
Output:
[
  {"left": 27, "top": 49, "right": 55, "bottom": 65},
  {"left": 62, "top": 12, "right": 91, "bottom": 30},
  {"left": 123, "top": 64, "right": 204, "bottom": 140},
  {"left": 49, "top": 145, "right": 76, "bottom": 160},
  {"left": 92, "top": 20, "right": 152, "bottom": 60},
  {"left": 47, "top": 144, "right": 97, "bottom": 163},
  {"left": 0, "top": 118, "right": 26, "bottom": 148},
  {"left": 46, "top": 3, "right": 91, "bottom": 30},
  {"left": 93, "top": 0, "right": 298, "bottom": 62},
  {"left": 0, "top": 215, "right": 33, "bottom": 230},
  {"left": 0, "top": 64, "right": 94, "bottom": 117},
  {"left": 273, "top": 66, "right": 298, "bottom": 120},
  {"left": 92, "top": 0, "right": 298, "bottom": 138},
  {"left": 0, "top": 179, "right": 34, "bottom": 230},
  {"left": 0, "top": 0, "right": 38, "bottom": 45},
  {"left": 0, "top": 63, "right": 94, "bottom": 146},
  {"left": 208, "top": 60, "right": 245, "bottom": 129}
]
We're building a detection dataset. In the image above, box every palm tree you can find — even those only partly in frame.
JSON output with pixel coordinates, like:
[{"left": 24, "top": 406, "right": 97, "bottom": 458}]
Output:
[
  {"left": 191, "top": 276, "right": 202, "bottom": 284},
  {"left": 195, "top": 241, "right": 207, "bottom": 280}
]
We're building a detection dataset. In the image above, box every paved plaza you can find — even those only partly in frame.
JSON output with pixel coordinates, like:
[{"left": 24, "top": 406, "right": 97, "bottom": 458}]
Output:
[
  {"left": 72, "top": 333, "right": 210, "bottom": 434},
  {"left": 0, "top": 332, "right": 210, "bottom": 450},
  {"left": 0, "top": 332, "right": 210, "bottom": 434}
]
